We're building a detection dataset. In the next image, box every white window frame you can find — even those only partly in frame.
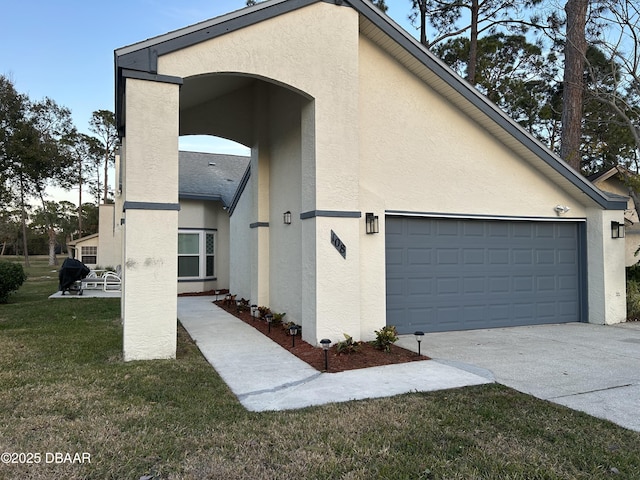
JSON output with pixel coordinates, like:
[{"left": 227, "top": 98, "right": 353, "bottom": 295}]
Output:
[
  {"left": 81, "top": 246, "right": 97, "bottom": 265},
  {"left": 177, "top": 229, "right": 216, "bottom": 280}
]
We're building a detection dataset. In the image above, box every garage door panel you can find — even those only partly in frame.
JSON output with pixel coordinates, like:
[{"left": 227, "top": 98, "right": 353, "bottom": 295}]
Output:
[
  {"left": 386, "top": 217, "right": 582, "bottom": 333},
  {"left": 407, "top": 248, "right": 432, "bottom": 264}
]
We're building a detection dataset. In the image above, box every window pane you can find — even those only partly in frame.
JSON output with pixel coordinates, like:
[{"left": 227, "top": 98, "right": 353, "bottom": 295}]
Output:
[
  {"left": 206, "top": 256, "right": 214, "bottom": 277},
  {"left": 178, "top": 233, "right": 199, "bottom": 254},
  {"left": 178, "top": 256, "right": 199, "bottom": 277},
  {"left": 206, "top": 233, "right": 215, "bottom": 255}
]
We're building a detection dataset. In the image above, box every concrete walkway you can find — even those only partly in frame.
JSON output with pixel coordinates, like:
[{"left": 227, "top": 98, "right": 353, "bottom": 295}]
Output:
[
  {"left": 179, "top": 297, "right": 640, "bottom": 432},
  {"left": 177, "top": 297, "right": 491, "bottom": 412}
]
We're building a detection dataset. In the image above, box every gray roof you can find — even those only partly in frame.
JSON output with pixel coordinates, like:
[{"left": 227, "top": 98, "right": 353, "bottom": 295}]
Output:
[
  {"left": 115, "top": 0, "right": 626, "bottom": 211},
  {"left": 178, "top": 151, "right": 250, "bottom": 207}
]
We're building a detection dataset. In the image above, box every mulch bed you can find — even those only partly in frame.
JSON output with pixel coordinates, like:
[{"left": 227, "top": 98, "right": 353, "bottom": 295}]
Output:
[{"left": 210, "top": 297, "right": 429, "bottom": 373}]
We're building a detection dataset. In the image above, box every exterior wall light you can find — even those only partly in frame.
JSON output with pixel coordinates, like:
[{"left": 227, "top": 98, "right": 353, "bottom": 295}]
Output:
[
  {"left": 611, "top": 221, "right": 625, "bottom": 239},
  {"left": 320, "top": 338, "right": 332, "bottom": 370},
  {"left": 283, "top": 211, "right": 292, "bottom": 224},
  {"left": 414, "top": 331, "right": 424, "bottom": 356},
  {"left": 554, "top": 205, "right": 570, "bottom": 216},
  {"left": 366, "top": 212, "right": 379, "bottom": 234}
]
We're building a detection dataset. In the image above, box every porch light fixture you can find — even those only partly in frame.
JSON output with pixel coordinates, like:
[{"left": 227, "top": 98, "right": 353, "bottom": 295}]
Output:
[
  {"left": 414, "top": 331, "right": 424, "bottom": 356},
  {"left": 366, "top": 212, "right": 379, "bottom": 234},
  {"left": 320, "top": 338, "right": 332, "bottom": 371},
  {"left": 611, "top": 221, "right": 625, "bottom": 239},
  {"left": 289, "top": 324, "right": 299, "bottom": 347},
  {"left": 265, "top": 313, "right": 273, "bottom": 333},
  {"left": 283, "top": 211, "right": 292, "bottom": 225}
]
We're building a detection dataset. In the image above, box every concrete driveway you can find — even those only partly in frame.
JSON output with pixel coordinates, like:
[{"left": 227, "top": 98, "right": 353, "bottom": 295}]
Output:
[{"left": 398, "top": 322, "right": 640, "bottom": 432}]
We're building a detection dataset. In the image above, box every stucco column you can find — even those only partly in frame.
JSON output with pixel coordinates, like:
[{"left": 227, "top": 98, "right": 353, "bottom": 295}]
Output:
[
  {"left": 121, "top": 77, "right": 180, "bottom": 361},
  {"left": 586, "top": 208, "right": 627, "bottom": 324}
]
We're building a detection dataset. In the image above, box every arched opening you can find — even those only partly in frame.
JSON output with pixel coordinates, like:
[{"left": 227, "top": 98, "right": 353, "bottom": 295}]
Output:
[{"left": 177, "top": 72, "right": 314, "bottom": 327}]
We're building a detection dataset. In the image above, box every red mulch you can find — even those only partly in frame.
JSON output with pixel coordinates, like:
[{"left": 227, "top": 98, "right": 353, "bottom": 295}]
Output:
[{"left": 211, "top": 299, "right": 429, "bottom": 373}]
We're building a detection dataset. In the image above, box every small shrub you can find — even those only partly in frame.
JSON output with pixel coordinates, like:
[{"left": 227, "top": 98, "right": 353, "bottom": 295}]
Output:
[
  {"left": 627, "top": 279, "right": 640, "bottom": 320},
  {"left": 627, "top": 264, "right": 640, "bottom": 282},
  {"left": 257, "top": 306, "right": 271, "bottom": 318},
  {"left": 236, "top": 298, "right": 250, "bottom": 313},
  {"left": 0, "top": 262, "right": 27, "bottom": 304},
  {"left": 372, "top": 325, "right": 399, "bottom": 352},
  {"left": 335, "top": 333, "right": 360, "bottom": 354},
  {"left": 272, "top": 312, "right": 286, "bottom": 323}
]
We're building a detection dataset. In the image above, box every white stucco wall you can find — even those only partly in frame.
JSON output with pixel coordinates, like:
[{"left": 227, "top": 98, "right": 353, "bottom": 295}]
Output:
[
  {"left": 97, "top": 204, "right": 122, "bottom": 269},
  {"left": 121, "top": 78, "right": 179, "bottom": 361},
  {"left": 229, "top": 177, "right": 253, "bottom": 301},
  {"left": 586, "top": 208, "right": 627, "bottom": 324},
  {"left": 358, "top": 35, "right": 588, "bottom": 219}
]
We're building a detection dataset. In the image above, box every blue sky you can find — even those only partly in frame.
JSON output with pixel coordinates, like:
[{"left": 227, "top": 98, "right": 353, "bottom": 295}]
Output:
[
  {"left": 1, "top": 0, "right": 415, "bottom": 138},
  {"left": 1, "top": 0, "right": 416, "bottom": 202}
]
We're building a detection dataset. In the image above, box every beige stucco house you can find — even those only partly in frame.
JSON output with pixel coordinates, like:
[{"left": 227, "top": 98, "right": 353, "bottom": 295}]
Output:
[
  {"left": 589, "top": 166, "right": 640, "bottom": 266},
  {"left": 74, "top": 151, "right": 248, "bottom": 293},
  {"left": 114, "top": 0, "right": 628, "bottom": 361}
]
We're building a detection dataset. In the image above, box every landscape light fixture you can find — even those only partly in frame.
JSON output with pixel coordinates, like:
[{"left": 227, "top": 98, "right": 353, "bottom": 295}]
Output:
[
  {"left": 365, "top": 212, "right": 379, "bottom": 234},
  {"left": 414, "top": 331, "right": 424, "bottom": 356},
  {"left": 320, "top": 338, "right": 332, "bottom": 371},
  {"left": 251, "top": 304, "right": 257, "bottom": 318},
  {"left": 611, "top": 221, "right": 625, "bottom": 239},
  {"left": 265, "top": 313, "right": 273, "bottom": 333},
  {"left": 283, "top": 211, "right": 292, "bottom": 225},
  {"left": 289, "top": 324, "right": 298, "bottom": 347}
]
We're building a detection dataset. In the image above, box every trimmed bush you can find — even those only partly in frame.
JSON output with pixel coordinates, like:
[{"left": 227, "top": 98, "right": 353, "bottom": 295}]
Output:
[
  {"left": 627, "top": 279, "right": 640, "bottom": 321},
  {"left": 0, "top": 262, "right": 27, "bottom": 304}
]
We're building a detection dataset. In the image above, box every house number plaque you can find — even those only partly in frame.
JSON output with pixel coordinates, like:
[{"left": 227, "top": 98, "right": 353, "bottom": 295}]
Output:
[{"left": 331, "top": 230, "right": 347, "bottom": 259}]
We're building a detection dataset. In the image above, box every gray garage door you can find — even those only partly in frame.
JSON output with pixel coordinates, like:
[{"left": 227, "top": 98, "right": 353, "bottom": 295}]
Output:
[{"left": 386, "top": 216, "right": 584, "bottom": 333}]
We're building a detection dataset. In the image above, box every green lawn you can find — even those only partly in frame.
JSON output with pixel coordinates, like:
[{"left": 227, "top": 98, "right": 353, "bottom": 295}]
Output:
[{"left": 1, "top": 257, "right": 639, "bottom": 479}]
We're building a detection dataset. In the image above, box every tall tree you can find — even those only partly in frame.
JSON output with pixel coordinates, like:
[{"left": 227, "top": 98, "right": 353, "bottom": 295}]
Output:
[
  {"left": 586, "top": 0, "right": 640, "bottom": 168},
  {"left": 560, "top": 0, "right": 589, "bottom": 169},
  {"left": 88, "top": 110, "right": 117, "bottom": 204},
  {"left": 0, "top": 75, "right": 76, "bottom": 266},
  {"left": 68, "top": 132, "right": 102, "bottom": 236},
  {"left": 26, "top": 98, "right": 76, "bottom": 265},
  {"left": 434, "top": 33, "right": 561, "bottom": 143},
  {"left": 410, "top": 0, "right": 543, "bottom": 84}
]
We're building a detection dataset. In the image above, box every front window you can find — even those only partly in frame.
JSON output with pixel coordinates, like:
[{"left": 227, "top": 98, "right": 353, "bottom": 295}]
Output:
[
  {"left": 81, "top": 246, "right": 97, "bottom": 264},
  {"left": 178, "top": 230, "right": 215, "bottom": 279}
]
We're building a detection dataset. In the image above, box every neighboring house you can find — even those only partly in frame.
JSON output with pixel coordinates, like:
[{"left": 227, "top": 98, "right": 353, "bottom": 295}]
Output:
[
  {"left": 176, "top": 151, "right": 250, "bottom": 293},
  {"left": 114, "top": 0, "right": 628, "bottom": 361},
  {"left": 67, "top": 233, "right": 99, "bottom": 267},
  {"left": 589, "top": 166, "right": 640, "bottom": 266},
  {"left": 70, "top": 151, "right": 249, "bottom": 293}
]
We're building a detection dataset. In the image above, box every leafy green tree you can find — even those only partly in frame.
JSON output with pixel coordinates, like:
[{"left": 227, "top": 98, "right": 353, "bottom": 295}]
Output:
[
  {"left": 585, "top": 0, "right": 640, "bottom": 171},
  {"left": 434, "top": 34, "right": 561, "bottom": 143},
  {"left": 0, "top": 75, "right": 76, "bottom": 266},
  {"left": 410, "top": 0, "right": 543, "bottom": 84},
  {"left": 580, "top": 46, "right": 638, "bottom": 174}
]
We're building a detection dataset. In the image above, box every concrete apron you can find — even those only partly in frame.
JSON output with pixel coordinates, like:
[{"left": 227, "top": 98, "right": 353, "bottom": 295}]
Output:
[
  {"left": 396, "top": 322, "right": 640, "bottom": 432},
  {"left": 177, "top": 297, "right": 491, "bottom": 412}
]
